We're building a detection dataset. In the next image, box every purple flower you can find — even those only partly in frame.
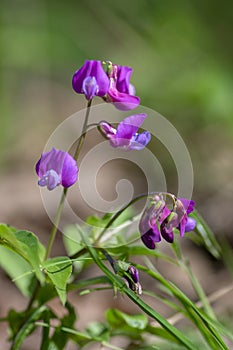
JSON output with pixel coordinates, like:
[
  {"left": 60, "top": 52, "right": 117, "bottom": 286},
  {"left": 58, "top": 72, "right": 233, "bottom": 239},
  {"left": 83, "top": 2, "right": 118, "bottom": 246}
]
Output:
[
  {"left": 72, "top": 60, "right": 109, "bottom": 100},
  {"left": 100, "top": 114, "right": 151, "bottom": 151},
  {"left": 106, "top": 64, "right": 140, "bottom": 110},
  {"left": 139, "top": 195, "right": 196, "bottom": 249},
  {"left": 36, "top": 148, "right": 78, "bottom": 190}
]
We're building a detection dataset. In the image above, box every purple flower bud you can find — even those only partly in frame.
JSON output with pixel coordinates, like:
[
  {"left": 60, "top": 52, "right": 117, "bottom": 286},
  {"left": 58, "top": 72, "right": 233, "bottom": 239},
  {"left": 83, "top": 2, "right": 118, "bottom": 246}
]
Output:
[
  {"left": 185, "top": 217, "right": 196, "bottom": 232},
  {"left": 72, "top": 60, "right": 109, "bottom": 99},
  {"left": 127, "top": 265, "right": 139, "bottom": 283},
  {"left": 36, "top": 148, "right": 78, "bottom": 190},
  {"left": 160, "top": 212, "right": 178, "bottom": 243},
  {"left": 99, "top": 114, "right": 151, "bottom": 151}
]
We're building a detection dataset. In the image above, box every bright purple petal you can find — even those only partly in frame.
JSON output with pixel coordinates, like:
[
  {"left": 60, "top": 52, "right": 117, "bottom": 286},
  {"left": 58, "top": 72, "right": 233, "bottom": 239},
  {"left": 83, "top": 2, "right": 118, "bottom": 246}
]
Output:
[
  {"left": 107, "top": 88, "right": 140, "bottom": 111},
  {"left": 116, "top": 66, "right": 133, "bottom": 94},
  {"left": 117, "top": 114, "right": 147, "bottom": 140},
  {"left": 36, "top": 148, "right": 78, "bottom": 190},
  {"left": 72, "top": 60, "right": 92, "bottom": 93},
  {"left": 179, "top": 198, "right": 195, "bottom": 214},
  {"left": 72, "top": 60, "right": 109, "bottom": 97},
  {"left": 91, "top": 60, "right": 110, "bottom": 96},
  {"left": 61, "top": 153, "right": 79, "bottom": 187}
]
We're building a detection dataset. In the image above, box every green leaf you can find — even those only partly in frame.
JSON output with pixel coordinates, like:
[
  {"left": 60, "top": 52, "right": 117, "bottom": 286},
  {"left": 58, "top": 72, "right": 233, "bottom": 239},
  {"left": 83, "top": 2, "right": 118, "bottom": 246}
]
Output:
[
  {"left": 0, "top": 224, "right": 45, "bottom": 283},
  {"left": 190, "top": 211, "right": 221, "bottom": 258},
  {"left": 43, "top": 257, "right": 72, "bottom": 305},
  {"left": 63, "top": 225, "right": 85, "bottom": 256},
  {"left": 0, "top": 246, "right": 36, "bottom": 296},
  {"left": 106, "top": 309, "right": 148, "bottom": 330},
  {"left": 86, "top": 322, "right": 110, "bottom": 342}
]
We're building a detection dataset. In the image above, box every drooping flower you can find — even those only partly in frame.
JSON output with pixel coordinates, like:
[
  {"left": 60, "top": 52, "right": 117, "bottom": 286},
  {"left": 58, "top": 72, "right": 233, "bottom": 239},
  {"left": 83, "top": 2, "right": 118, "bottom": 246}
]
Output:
[
  {"left": 106, "top": 64, "right": 140, "bottom": 110},
  {"left": 139, "top": 194, "right": 196, "bottom": 249},
  {"left": 36, "top": 148, "right": 78, "bottom": 190},
  {"left": 72, "top": 60, "right": 109, "bottom": 100},
  {"left": 99, "top": 114, "right": 151, "bottom": 151}
]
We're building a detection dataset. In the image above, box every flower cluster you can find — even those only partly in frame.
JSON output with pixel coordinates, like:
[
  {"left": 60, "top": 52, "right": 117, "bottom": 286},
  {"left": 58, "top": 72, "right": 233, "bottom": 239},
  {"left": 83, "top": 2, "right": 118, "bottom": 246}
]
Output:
[
  {"left": 72, "top": 60, "right": 140, "bottom": 110},
  {"left": 139, "top": 194, "right": 196, "bottom": 249},
  {"left": 36, "top": 60, "right": 151, "bottom": 190}
]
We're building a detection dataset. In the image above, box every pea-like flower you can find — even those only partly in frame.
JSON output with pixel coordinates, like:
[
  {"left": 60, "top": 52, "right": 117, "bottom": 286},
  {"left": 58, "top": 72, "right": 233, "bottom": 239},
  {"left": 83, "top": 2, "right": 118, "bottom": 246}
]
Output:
[
  {"left": 36, "top": 148, "right": 78, "bottom": 190},
  {"left": 106, "top": 64, "right": 140, "bottom": 110},
  {"left": 72, "top": 60, "right": 140, "bottom": 110},
  {"left": 72, "top": 60, "right": 110, "bottom": 100},
  {"left": 99, "top": 114, "right": 151, "bottom": 151},
  {"left": 139, "top": 194, "right": 196, "bottom": 249}
]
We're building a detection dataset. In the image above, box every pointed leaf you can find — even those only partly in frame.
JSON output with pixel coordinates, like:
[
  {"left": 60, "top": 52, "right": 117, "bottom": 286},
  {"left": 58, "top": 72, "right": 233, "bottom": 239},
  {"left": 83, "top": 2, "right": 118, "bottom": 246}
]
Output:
[{"left": 43, "top": 257, "right": 72, "bottom": 305}]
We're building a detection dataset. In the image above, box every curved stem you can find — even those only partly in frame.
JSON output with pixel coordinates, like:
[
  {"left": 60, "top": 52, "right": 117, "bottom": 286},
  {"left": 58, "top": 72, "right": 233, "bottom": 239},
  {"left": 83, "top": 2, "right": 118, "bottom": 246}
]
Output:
[{"left": 94, "top": 193, "right": 149, "bottom": 245}]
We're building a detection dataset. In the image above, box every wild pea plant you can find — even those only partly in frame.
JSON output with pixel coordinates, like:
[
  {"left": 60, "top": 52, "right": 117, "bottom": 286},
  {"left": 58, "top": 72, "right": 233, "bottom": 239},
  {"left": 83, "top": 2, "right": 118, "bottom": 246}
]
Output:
[{"left": 0, "top": 60, "right": 232, "bottom": 350}]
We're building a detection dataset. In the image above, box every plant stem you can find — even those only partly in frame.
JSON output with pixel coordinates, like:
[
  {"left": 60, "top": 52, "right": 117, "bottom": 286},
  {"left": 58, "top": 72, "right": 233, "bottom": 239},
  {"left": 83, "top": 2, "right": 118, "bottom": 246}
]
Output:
[
  {"left": 44, "top": 99, "right": 92, "bottom": 260},
  {"left": 171, "top": 240, "right": 216, "bottom": 320},
  {"left": 94, "top": 193, "right": 149, "bottom": 245}
]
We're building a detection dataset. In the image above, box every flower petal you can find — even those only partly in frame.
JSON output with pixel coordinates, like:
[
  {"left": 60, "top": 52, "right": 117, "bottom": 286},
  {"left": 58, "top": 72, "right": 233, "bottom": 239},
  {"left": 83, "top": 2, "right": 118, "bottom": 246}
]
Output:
[
  {"left": 129, "top": 131, "right": 151, "bottom": 150},
  {"left": 72, "top": 60, "right": 109, "bottom": 97},
  {"left": 117, "top": 114, "right": 147, "bottom": 140},
  {"left": 61, "top": 153, "right": 79, "bottom": 187},
  {"left": 185, "top": 217, "right": 196, "bottom": 232},
  {"left": 107, "top": 89, "right": 140, "bottom": 110},
  {"left": 116, "top": 66, "right": 133, "bottom": 94},
  {"left": 179, "top": 198, "right": 195, "bottom": 214}
]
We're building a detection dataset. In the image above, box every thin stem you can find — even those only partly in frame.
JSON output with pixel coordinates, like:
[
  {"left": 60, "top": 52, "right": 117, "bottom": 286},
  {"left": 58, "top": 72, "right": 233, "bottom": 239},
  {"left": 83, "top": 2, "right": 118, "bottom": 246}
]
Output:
[
  {"left": 171, "top": 241, "right": 216, "bottom": 320},
  {"left": 44, "top": 188, "right": 68, "bottom": 260},
  {"left": 94, "top": 193, "right": 149, "bottom": 245},
  {"left": 73, "top": 99, "right": 92, "bottom": 160}
]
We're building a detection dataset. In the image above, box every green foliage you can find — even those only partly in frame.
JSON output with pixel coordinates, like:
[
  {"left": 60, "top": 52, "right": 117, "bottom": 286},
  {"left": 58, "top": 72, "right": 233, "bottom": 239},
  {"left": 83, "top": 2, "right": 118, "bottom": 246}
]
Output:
[
  {"left": 187, "top": 211, "right": 221, "bottom": 258},
  {"left": 0, "top": 224, "right": 45, "bottom": 284},
  {"left": 42, "top": 257, "right": 72, "bottom": 305}
]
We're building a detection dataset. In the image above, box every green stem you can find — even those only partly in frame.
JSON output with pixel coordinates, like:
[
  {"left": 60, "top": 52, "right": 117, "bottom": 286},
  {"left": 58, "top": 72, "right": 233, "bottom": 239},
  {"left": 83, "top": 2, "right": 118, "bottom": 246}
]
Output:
[
  {"left": 171, "top": 241, "right": 216, "bottom": 320},
  {"left": 94, "top": 193, "right": 149, "bottom": 245},
  {"left": 44, "top": 188, "right": 68, "bottom": 260}
]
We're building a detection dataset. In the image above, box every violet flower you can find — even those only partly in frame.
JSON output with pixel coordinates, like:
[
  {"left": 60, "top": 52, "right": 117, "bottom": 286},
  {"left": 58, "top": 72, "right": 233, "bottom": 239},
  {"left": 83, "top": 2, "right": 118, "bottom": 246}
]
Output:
[
  {"left": 36, "top": 148, "right": 78, "bottom": 190},
  {"left": 72, "top": 60, "right": 109, "bottom": 100},
  {"left": 139, "top": 194, "right": 196, "bottom": 249},
  {"left": 99, "top": 114, "right": 151, "bottom": 151},
  {"left": 106, "top": 64, "right": 140, "bottom": 110}
]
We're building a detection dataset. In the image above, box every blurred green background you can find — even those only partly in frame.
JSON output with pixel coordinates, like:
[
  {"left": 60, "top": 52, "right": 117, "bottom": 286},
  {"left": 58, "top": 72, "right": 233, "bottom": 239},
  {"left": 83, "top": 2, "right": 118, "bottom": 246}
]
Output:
[{"left": 0, "top": 0, "right": 232, "bottom": 234}]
